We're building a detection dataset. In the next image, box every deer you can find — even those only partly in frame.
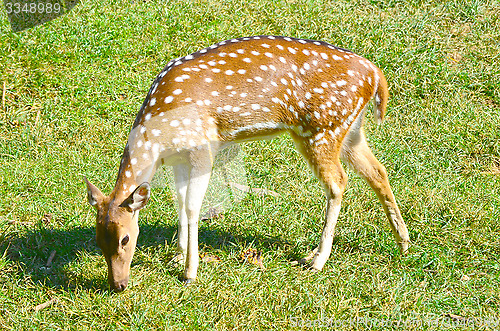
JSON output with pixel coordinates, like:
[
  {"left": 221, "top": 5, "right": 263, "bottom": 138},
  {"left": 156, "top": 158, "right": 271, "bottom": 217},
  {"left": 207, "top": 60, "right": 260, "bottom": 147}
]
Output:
[{"left": 85, "top": 35, "right": 410, "bottom": 292}]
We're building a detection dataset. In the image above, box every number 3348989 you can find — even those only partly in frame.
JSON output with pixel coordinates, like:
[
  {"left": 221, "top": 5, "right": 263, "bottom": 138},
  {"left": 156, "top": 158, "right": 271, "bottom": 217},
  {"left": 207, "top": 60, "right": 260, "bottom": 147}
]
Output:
[{"left": 6, "top": 2, "right": 62, "bottom": 14}]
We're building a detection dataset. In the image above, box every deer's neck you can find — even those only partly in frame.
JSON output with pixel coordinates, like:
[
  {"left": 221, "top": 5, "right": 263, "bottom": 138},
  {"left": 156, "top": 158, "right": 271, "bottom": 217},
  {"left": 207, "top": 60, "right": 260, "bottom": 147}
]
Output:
[{"left": 113, "top": 141, "right": 158, "bottom": 199}]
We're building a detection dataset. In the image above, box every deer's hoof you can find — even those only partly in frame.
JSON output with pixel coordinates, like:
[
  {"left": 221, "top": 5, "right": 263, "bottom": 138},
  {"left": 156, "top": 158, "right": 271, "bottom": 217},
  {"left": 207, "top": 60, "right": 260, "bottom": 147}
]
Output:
[{"left": 183, "top": 278, "right": 195, "bottom": 287}]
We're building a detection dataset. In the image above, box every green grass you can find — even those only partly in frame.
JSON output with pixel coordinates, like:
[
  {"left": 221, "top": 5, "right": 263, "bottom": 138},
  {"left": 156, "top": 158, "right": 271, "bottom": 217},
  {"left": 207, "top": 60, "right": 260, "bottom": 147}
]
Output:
[{"left": 1, "top": 0, "right": 500, "bottom": 329}]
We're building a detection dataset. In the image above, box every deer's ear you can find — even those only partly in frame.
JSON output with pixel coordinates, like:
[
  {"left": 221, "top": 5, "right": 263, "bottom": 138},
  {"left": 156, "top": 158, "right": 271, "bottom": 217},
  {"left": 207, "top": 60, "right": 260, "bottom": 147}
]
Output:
[
  {"left": 120, "top": 182, "right": 150, "bottom": 212},
  {"left": 84, "top": 177, "right": 105, "bottom": 208}
]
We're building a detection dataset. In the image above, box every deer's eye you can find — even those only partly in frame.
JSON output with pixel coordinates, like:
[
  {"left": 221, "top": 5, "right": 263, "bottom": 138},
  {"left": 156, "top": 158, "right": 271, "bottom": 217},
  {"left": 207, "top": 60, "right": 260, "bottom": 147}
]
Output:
[{"left": 121, "top": 234, "right": 130, "bottom": 246}]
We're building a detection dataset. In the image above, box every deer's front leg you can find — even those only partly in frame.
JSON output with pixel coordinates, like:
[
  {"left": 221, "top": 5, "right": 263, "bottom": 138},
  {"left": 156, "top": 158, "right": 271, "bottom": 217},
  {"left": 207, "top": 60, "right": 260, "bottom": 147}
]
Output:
[
  {"left": 173, "top": 164, "right": 190, "bottom": 264},
  {"left": 183, "top": 151, "right": 213, "bottom": 283}
]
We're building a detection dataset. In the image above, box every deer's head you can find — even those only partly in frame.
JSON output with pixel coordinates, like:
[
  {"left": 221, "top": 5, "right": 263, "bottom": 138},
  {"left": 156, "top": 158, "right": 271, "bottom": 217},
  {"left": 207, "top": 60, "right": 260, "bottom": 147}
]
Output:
[{"left": 84, "top": 177, "right": 150, "bottom": 292}]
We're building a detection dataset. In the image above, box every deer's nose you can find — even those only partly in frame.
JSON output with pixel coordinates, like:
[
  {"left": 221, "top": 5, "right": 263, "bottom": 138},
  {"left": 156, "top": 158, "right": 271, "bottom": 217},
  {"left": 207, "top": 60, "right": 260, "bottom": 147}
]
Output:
[{"left": 110, "top": 279, "right": 128, "bottom": 293}]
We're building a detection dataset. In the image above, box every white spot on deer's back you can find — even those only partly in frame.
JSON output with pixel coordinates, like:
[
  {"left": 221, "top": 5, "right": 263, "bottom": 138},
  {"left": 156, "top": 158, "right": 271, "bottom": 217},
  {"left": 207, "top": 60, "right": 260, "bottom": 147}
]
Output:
[{"left": 315, "top": 132, "right": 325, "bottom": 141}]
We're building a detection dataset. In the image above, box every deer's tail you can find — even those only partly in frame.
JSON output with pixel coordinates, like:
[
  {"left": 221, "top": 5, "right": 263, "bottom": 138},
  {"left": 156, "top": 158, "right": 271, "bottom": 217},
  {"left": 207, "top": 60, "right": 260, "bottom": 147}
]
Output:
[{"left": 373, "top": 67, "right": 389, "bottom": 124}]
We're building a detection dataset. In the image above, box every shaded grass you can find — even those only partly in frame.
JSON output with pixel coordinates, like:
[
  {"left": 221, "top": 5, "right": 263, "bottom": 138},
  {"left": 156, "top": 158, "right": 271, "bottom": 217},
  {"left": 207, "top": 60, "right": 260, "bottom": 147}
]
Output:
[{"left": 1, "top": 0, "right": 500, "bottom": 329}]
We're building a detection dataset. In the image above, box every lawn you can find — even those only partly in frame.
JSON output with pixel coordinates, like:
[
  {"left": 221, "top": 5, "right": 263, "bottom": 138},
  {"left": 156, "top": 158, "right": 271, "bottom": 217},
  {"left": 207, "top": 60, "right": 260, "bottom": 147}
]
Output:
[{"left": 1, "top": 0, "right": 499, "bottom": 329}]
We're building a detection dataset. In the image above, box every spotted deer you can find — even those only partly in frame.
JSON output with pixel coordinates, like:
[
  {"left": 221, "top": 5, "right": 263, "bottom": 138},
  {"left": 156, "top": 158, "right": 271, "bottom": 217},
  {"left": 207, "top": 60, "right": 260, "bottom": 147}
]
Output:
[{"left": 85, "top": 35, "right": 410, "bottom": 292}]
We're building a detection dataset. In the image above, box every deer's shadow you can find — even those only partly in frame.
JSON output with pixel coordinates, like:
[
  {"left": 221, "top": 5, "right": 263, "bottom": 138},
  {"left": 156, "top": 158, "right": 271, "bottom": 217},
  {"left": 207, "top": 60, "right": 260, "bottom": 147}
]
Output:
[{"left": 0, "top": 216, "right": 300, "bottom": 292}]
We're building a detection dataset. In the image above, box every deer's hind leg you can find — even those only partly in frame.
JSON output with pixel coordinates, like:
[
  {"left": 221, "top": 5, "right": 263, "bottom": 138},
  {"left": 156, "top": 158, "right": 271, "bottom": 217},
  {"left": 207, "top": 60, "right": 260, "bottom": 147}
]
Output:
[
  {"left": 291, "top": 134, "right": 348, "bottom": 271},
  {"left": 340, "top": 119, "right": 410, "bottom": 253}
]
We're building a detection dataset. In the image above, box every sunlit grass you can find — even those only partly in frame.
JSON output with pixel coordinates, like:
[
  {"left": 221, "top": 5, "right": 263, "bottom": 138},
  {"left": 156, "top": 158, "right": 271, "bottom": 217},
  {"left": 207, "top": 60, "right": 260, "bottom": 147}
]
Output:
[{"left": 1, "top": 0, "right": 499, "bottom": 329}]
